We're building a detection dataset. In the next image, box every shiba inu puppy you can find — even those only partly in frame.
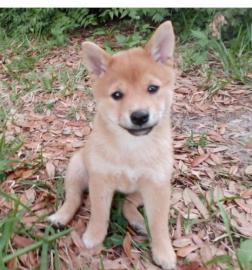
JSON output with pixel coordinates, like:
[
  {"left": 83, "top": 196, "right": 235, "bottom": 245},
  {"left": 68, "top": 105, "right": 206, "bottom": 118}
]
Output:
[{"left": 49, "top": 21, "right": 176, "bottom": 269}]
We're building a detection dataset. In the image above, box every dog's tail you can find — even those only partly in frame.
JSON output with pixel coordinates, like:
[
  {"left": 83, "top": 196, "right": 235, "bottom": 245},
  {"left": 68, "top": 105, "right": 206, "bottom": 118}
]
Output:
[{"left": 123, "top": 192, "right": 147, "bottom": 235}]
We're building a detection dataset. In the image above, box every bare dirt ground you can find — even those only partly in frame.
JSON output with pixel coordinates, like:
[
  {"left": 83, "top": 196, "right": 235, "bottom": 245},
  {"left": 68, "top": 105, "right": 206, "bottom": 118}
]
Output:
[{"left": 1, "top": 32, "right": 252, "bottom": 270}]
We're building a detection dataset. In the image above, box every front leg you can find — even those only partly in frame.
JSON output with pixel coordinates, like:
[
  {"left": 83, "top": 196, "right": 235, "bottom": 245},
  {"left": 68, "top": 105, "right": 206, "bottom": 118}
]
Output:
[
  {"left": 140, "top": 180, "right": 176, "bottom": 270},
  {"left": 82, "top": 174, "right": 114, "bottom": 248}
]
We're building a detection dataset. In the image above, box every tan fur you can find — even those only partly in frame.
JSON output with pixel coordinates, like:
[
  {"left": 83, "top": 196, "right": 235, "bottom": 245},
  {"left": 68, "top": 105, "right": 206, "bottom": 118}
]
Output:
[{"left": 49, "top": 21, "right": 177, "bottom": 270}]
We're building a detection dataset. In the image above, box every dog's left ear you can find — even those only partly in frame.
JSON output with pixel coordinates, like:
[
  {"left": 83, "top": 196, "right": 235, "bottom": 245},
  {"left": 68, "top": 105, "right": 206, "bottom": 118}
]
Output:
[{"left": 145, "top": 21, "right": 175, "bottom": 63}]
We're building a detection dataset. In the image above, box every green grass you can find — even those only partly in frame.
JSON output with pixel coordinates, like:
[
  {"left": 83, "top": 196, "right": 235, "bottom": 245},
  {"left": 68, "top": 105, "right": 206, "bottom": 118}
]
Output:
[
  {"left": 186, "top": 132, "right": 209, "bottom": 148},
  {"left": 104, "top": 193, "right": 128, "bottom": 249},
  {"left": 0, "top": 135, "right": 23, "bottom": 181},
  {"left": 189, "top": 27, "right": 252, "bottom": 85},
  {"left": 205, "top": 203, "right": 252, "bottom": 270},
  {"left": 0, "top": 190, "right": 72, "bottom": 269}
]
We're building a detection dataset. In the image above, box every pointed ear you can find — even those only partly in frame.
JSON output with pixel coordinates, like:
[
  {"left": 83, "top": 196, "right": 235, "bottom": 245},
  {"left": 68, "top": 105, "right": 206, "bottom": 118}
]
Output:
[
  {"left": 145, "top": 21, "right": 175, "bottom": 63},
  {"left": 81, "top": 41, "right": 111, "bottom": 76}
]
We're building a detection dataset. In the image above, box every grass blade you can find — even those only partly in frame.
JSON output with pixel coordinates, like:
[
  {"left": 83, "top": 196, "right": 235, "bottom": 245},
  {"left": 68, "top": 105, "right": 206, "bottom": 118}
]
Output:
[{"left": 3, "top": 228, "right": 72, "bottom": 263}]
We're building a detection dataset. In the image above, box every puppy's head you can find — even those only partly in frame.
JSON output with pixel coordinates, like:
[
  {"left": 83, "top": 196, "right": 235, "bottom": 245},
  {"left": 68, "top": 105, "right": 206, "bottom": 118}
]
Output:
[{"left": 82, "top": 21, "right": 175, "bottom": 136}]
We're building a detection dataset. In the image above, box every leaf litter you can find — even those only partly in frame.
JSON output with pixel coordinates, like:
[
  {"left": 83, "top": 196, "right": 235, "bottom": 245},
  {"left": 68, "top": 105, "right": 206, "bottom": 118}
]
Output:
[{"left": 0, "top": 30, "right": 251, "bottom": 269}]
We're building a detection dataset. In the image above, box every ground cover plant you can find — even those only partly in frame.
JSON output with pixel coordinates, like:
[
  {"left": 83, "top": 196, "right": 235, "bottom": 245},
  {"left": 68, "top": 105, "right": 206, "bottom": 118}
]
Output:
[{"left": 0, "top": 8, "right": 252, "bottom": 270}]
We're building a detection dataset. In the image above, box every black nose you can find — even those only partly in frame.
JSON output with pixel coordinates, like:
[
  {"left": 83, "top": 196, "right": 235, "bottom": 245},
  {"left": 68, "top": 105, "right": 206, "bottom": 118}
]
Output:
[{"left": 130, "top": 110, "right": 149, "bottom": 126}]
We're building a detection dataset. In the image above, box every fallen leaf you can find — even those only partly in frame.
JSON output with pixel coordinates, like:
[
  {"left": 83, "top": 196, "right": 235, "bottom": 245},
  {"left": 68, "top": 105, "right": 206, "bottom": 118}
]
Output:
[
  {"left": 173, "top": 237, "right": 192, "bottom": 248},
  {"left": 102, "top": 257, "right": 131, "bottom": 269},
  {"left": 177, "top": 245, "right": 199, "bottom": 257},
  {"left": 72, "top": 140, "right": 85, "bottom": 148},
  {"left": 232, "top": 220, "right": 252, "bottom": 237},
  {"left": 123, "top": 232, "right": 133, "bottom": 260},
  {"left": 13, "top": 235, "right": 33, "bottom": 248},
  {"left": 199, "top": 244, "right": 216, "bottom": 264},
  {"left": 46, "top": 161, "right": 56, "bottom": 178},
  {"left": 191, "top": 154, "right": 210, "bottom": 167},
  {"left": 229, "top": 165, "right": 239, "bottom": 175},
  {"left": 245, "top": 165, "right": 252, "bottom": 175},
  {"left": 180, "top": 261, "right": 201, "bottom": 270},
  {"left": 213, "top": 186, "right": 224, "bottom": 203},
  {"left": 20, "top": 189, "right": 36, "bottom": 205},
  {"left": 141, "top": 260, "right": 161, "bottom": 270},
  {"left": 192, "top": 234, "right": 204, "bottom": 246},
  {"left": 211, "top": 146, "right": 228, "bottom": 153},
  {"left": 183, "top": 188, "right": 209, "bottom": 219},
  {"left": 6, "top": 258, "right": 16, "bottom": 270},
  {"left": 71, "top": 230, "right": 84, "bottom": 250},
  {"left": 174, "top": 213, "right": 182, "bottom": 239},
  {"left": 21, "top": 169, "right": 35, "bottom": 179},
  {"left": 235, "top": 199, "right": 252, "bottom": 214}
]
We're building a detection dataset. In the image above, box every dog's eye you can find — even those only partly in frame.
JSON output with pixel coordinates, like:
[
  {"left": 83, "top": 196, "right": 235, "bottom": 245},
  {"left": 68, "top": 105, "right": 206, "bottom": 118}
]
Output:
[
  {"left": 111, "top": 90, "right": 124, "bottom": 100},
  {"left": 148, "top": 85, "right": 159, "bottom": 94}
]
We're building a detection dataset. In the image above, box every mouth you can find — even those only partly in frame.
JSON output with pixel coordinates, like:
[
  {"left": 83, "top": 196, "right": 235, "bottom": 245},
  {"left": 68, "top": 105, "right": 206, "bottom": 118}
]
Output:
[{"left": 121, "top": 125, "right": 156, "bottom": 136}]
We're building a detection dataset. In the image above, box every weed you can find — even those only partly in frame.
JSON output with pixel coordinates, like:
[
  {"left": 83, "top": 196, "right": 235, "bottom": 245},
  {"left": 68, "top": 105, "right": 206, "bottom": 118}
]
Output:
[
  {"left": 186, "top": 131, "right": 208, "bottom": 148},
  {"left": 201, "top": 66, "right": 230, "bottom": 96},
  {"left": 34, "top": 101, "right": 55, "bottom": 114},
  {"left": 41, "top": 68, "right": 57, "bottom": 92},
  {"left": 55, "top": 176, "right": 65, "bottom": 207},
  {"left": 0, "top": 135, "right": 23, "bottom": 181},
  {"left": 0, "top": 107, "right": 8, "bottom": 131},
  {"left": 191, "top": 28, "right": 252, "bottom": 84},
  {"left": 206, "top": 202, "right": 252, "bottom": 270},
  {"left": 0, "top": 190, "right": 72, "bottom": 269},
  {"left": 179, "top": 44, "right": 208, "bottom": 72},
  {"left": 6, "top": 56, "right": 37, "bottom": 74},
  {"left": 116, "top": 32, "right": 145, "bottom": 49},
  {"left": 104, "top": 193, "right": 128, "bottom": 248},
  {"left": 67, "top": 106, "right": 80, "bottom": 120},
  {"left": 237, "top": 240, "right": 252, "bottom": 270}
]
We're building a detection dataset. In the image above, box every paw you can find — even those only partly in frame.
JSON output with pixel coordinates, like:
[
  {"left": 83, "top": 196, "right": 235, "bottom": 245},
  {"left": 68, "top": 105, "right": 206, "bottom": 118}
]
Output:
[
  {"left": 82, "top": 232, "right": 103, "bottom": 249},
  {"left": 152, "top": 248, "right": 177, "bottom": 270},
  {"left": 48, "top": 212, "right": 68, "bottom": 228}
]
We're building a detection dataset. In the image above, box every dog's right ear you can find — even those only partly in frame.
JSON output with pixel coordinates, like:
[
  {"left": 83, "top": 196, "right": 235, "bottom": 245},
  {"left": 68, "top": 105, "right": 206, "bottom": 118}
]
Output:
[{"left": 81, "top": 41, "right": 111, "bottom": 76}]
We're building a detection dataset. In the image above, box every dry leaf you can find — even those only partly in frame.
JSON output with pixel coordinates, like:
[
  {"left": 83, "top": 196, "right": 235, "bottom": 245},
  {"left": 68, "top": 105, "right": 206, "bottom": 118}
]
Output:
[
  {"left": 213, "top": 186, "right": 224, "bottom": 202},
  {"left": 235, "top": 199, "right": 252, "bottom": 214},
  {"left": 71, "top": 230, "right": 84, "bottom": 250},
  {"left": 184, "top": 188, "right": 209, "bottom": 219},
  {"left": 102, "top": 257, "right": 131, "bottom": 269},
  {"left": 191, "top": 154, "right": 210, "bottom": 167},
  {"left": 229, "top": 165, "right": 239, "bottom": 175},
  {"left": 6, "top": 258, "right": 16, "bottom": 270},
  {"left": 192, "top": 234, "right": 204, "bottom": 246},
  {"left": 177, "top": 245, "right": 199, "bottom": 257},
  {"left": 231, "top": 219, "right": 252, "bottom": 237},
  {"left": 21, "top": 169, "right": 34, "bottom": 179},
  {"left": 72, "top": 140, "right": 85, "bottom": 148},
  {"left": 20, "top": 189, "right": 36, "bottom": 205},
  {"left": 46, "top": 161, "right": 56, "bottom": 178},
  {"left": 174, "top": 213, "right": 182, "bottom": 239},
  {"left": 245, "top": 165, "right": 252, "bottom": 175},
  {"left": 13, "top": 235, "right": 33, "bottom": 248},
  {"left": 183, "top": 188, "right": 192, "bottom": 206},
  {"left": 123, "top": 232, "right": 133, "bottom": 260},
  {"left": 173, "top": 237, "right": 192, "bottom": 248},
  {"left": 141, "top": 260, "right": 161, "bottom": 270},
  {"left": 199, "top": 244, "right": 216, "bottom": 264},
  {"left": 211, "top": 146, "right": 228, "bottom": 153},
  {"left": 180, "top": 261, "right": 201, "bottom": 270}
]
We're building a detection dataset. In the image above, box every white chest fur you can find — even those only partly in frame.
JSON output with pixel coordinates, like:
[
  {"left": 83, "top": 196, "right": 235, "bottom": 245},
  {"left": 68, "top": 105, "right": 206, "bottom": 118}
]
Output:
[{"left": 88, "top": 131, "right": 173, "bottom": 184}]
